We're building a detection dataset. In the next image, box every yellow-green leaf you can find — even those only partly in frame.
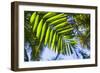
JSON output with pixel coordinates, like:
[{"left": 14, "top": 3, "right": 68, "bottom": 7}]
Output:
[
  {"left": 33, "top": 14, "right": 39, "bottom": 33},
  {"left": 36, "top": 19, "right": 43, "bottom": 39},
  {"left": 40, "top": 22, "right": 46, "bottom": 42},
  {"left": 44, "top": 27, "right": 50, "bottom": 45},
  {"left": 46, "top": 14, "right": 65, "bottom": 22},
  {"left": 30, "top": 12, "right": 36, "bottom": 24}
]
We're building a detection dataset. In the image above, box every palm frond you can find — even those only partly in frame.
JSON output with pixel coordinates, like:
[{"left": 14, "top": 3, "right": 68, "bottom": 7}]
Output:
[{"left": 24, "top": 11, "right": 90, "bottom": 60}]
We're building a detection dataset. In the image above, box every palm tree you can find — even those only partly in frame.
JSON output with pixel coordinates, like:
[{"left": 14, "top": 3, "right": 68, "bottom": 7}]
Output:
[{"left": 24, "top": 11, "right": 90, "bottom": 61}]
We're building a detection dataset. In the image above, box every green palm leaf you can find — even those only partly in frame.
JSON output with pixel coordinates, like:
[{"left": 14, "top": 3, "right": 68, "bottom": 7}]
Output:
[
  {"left": 29, "top": 12, "right": 77, "bottom": 56},
  {"left": 25, "top": 11, "right": 90, "bottom": 60}
]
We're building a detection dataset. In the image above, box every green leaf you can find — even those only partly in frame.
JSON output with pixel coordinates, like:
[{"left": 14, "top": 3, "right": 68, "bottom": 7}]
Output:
[
  {"left": 54, "top": 22, "right": 68, "bottom": 29},
  {"left": 33, "top": 14, "right": 39, "bottom": 33},
  {"left": 49, "top": 29, "right": 54, "bottom": 48},
  {"left": 58, "top": 28, "right": 73, "bottom": 34},
  {"left": 30, "top": 12, "right": 36, "bottom": 24},
  {"left": 51, "top": 32, "right": 56, "bottom": 49},
  {"left": 44, "top": 27, "right": 50, "bottom": 45},
  {"left": 36, "top": 19, "right": 43, "bottom": 39},
  {"left": 27, "top": 12, "right": 87, "bottom": 58},
  {"left": 46, "top": 13, "right": 66, "bottom": 22},
  {"left": 40, "top": 22, "right": 47, "bottom": 42},
  {"left": 43, "top": 12, "right": 57, "bottom": 19},
  {"left": 49, "top": 17, "right": 67, "bottom": 26}
]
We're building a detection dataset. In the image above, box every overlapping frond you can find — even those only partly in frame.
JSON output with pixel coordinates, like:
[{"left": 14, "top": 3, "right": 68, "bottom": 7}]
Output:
[
  {"left": 29, "top": 12, "right": 76, "bottom": 56},
  {"left": 24, "top": 11, "right": 90, "bottom": 60}
]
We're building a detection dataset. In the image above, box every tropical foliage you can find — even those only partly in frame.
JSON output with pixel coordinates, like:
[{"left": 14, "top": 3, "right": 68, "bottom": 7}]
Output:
[{"left": 24, "top": 11, "right": 90, "bottom": 61}]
